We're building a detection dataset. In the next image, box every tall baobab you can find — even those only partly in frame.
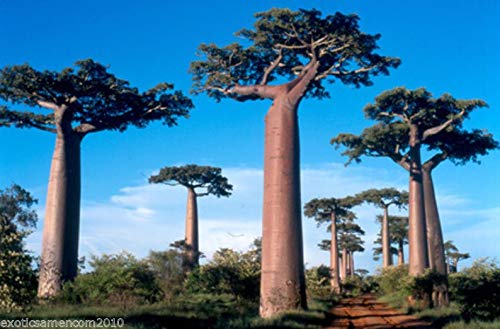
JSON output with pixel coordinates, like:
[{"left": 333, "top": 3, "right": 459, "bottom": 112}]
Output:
[
  {"left": 356, "top": 188, "right": 408, "bottom": 268},
  {"left": 190, "top": 8, "right": 399, "bottom": 316},
  {"left": 0, "top": 60, "right": 193, "bottom": 298},
  {"left": 332, "top": 87, "right": 487, "bottom": 276},
  {"left": 149, "top": 165, "right": 232, "bottom": 267},
  {"left": 304, "top": 197, "right": 360, "bottom": 293}
]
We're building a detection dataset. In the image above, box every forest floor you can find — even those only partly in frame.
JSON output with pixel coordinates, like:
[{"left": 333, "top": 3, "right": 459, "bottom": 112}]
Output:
[{"left": 326, "top": 294, "right": 434, "bottom": 329}]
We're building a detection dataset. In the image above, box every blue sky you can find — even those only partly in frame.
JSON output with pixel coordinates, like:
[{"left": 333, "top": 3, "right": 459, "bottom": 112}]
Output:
[{"left": 0, "top": 0, "right": 498, "bottom": 272}]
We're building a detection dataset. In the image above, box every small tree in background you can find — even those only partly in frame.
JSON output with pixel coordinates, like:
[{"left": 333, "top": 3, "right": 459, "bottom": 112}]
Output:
[
  {"left": 356, "top": 188, "right": 408, "bottom": 268},
  {"left": 149, "top": 165, "right": 232, "bottom": 267},
  {"left": 444, "top": 241, "right": 470, "bottom": 273},
  {"left": 191, "top": 8, "right": 399, "bottom": 316},
  {"left": 0, "top": 60, "right": 193, "bottom": 298},
  {"left": 373, "top": 215, "right": 408, "bottom": 265},
  {"left": 0, "top": 184, "right": 38, "bottom": 311},
  {"left": 304, "top": 196, "right": 360, "bottom": 293},
  {"left": 337, "top": 220, "right": 365, "bottom": 279}
]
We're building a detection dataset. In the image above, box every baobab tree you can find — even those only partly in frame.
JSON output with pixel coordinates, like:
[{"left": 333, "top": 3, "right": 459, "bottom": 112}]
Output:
[
  {"left": 356, "top": 188, "right": 408, "bottom": 268},
  {"left": 337, "top": 220, "right": 365, "bottom": 280},
  {"left": 304, "top": 196, "right": 360, "bottom": 293},
  {"left": 0, "top": 59, "right": 193, "bottom": 298},
  {"left": 190, "top": 8, "right": 399, "bottom": 316},
  {"left": 373, "top": 215, "right": 408, "bottom": 265},
  {"left": 149, "top": 165, "right": 232, "bottom": 267},
  {"left": 444, "top": 240, "right": 470, "bottom": 273},
  {"left": 331, "top": 87, "right": 487, "bottom": 277}
]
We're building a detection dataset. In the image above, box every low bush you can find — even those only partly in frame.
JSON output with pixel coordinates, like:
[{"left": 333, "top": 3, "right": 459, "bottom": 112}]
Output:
[
  {"left": 449, "top": 258, "right": 500, "bottom": 321},
  {"left": 60, "top": 252, "right": 161, "bottom": 308},
  {"left": 305, "top": 265, "right": 332, "bottom": 299}
]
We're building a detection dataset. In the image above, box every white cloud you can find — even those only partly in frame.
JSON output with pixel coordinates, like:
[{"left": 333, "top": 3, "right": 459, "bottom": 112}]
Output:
[{"left": 25, "top": 163, "right": 500, "bottom": 274}]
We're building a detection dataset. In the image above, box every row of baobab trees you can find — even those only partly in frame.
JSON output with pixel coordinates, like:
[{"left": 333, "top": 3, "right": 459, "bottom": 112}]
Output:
[{"left": 0, "top": 8, "right": 497, "bottom": 317}]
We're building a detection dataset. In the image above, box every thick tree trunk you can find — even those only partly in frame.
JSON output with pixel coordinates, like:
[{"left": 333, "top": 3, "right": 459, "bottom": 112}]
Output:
[
  {"left": 330, "top": 213, "right": 341, "bottom": 293},
  {"left": 408, "top": 126, "right": 429, "bottom": 276},
  {"left": 398, "top": 240, "right": 405, "bottom": 265},
  {"left": 260, "top": 95, "right": 306, "bottom": 317},
  {"left": 349, "top": 251, "right": 355, "bottom": 277},
  {"left": 423, "top": 169, "right": 448, "bottom": 307},
  {"left": 185, "top": 187, "right": 199, "bottom": 267},
  {"left": 382, "top": 207, "right": 393, "bottom": 268},
  {"left": 340, "top": 248, "right": 348, "bottom": 281},
  {"left": 38, "top": 132, "right": 82, "bottom": 298}
]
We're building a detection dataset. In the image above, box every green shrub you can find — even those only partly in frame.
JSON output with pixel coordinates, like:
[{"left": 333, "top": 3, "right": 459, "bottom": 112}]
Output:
[
  {"left": 305, "top": 265, "right": 332, "bottom": 299},
  {"left": 449, "top": 259, "right": 500, "bottom": 321},
  {"left": 342, "top": 275, "right": 378, "bottom": 297},
  {"left": 376, "top": 265, "right": 411, "bottom": 296},
  {"left": 61, "top": 252, "right": 161, "bottom": 308},
  {"left": 185, "top": 248, "right": 260, "bottom": 301}
]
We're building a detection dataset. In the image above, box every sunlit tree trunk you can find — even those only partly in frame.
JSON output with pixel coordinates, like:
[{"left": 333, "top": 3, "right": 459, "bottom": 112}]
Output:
[
  {"left": 260, "top": 95, "right": 306, "bottom": 317},
  {"left": 408, "top": 126, "right": 429, "bottom": 276},
  {"left": 259, "top": 61, "right": 318, "bottom": 318},
  {"left": 398, "top": 240, "right": 405, "bottom": 265},
  {"left": 349, "top": 251, "right": 355, "bottom": 277},
  {"left": 185, "top": 187, "right": 199, "bottom": 267},
  {"left": 340, "top": 248, "right": 348, "bottom": 281},
  {"left": 382, "top": 207, "right": 393, "bottom": 267},
  {"left": 38, "top": 127, "right": 82, "bottom": 298},
  {"left": 423, "top": 168, "right": 448, "bottom": 307},
  {"left": 330, "top": 213, "right": 341, "bottom": 293}
]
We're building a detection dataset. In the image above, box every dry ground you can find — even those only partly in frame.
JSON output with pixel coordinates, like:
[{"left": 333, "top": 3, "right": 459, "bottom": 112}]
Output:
[{"left": 326, "top": 294, "right": 434, "bottom": 329}]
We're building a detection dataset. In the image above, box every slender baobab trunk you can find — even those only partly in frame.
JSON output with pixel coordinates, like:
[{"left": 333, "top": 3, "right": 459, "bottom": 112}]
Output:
[
  {"left": 340, "top": 248, "right": 347, "bottom": 281},
  {"left": 408, "top": 126, "right": 429, "bottom": 276},
  {"left": 38, "top": 130, "right": 82, "bottom": 298},
  {"left": 382, "top": 207, "right": 393, "bottom": 267},
  {"left": 423, "top": 168, "right": 448, "bottom": 307},
  {"left": 397, "top": 240, "right": 405, "bottom": 265},
  {"left": 259, "top": 60, "right": 318, "bottom": 318},
  {"left": 349, "top": 251, "right": 355, "bottom": 277},
  {"left": 185, "top": 187, "right": 199, "bottom": 267},
  {"left": 330, "top": 213, "right": 341, "bottom": 293}
]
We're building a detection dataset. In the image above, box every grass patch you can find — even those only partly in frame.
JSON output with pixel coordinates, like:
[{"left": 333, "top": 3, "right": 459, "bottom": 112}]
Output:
[{"left": 442, "top": 319, "right": 500, "bottom": 329}]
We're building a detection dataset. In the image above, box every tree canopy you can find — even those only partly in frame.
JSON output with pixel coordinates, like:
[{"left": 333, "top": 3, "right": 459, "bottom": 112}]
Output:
[
  {"left": 0, "top": 59, "right": 193, "bottom": 134},
  {"left": 331, "top": 88, "right": 497, "bottom": 169},
  {"left": 149, "top": 165, "right": 233, "bottom": 197},
  {"left": 190, "top": 8, "right": 400, "bottom": 101},
  {"left": 356, "top": 188, "right": 408, "bottom": 209},
  {"left": 304, "top": 196, "right": 360, "bottom": 226}
]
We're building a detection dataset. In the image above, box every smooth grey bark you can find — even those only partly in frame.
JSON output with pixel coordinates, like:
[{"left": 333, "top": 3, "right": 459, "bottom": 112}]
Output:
[
  {"left": 382, "top": 207, "right": 393, "bottom": 267},
  {"left": 185, "top": 187, "right": 199, "bottom": 267},
  {"left": 330, "top": 213, "right": 341, "bottom": 293},
  {"left": 408, "top": 126, "right": 429, "bottom": 275},
  {"left": 38, "top": 128, "right": 82, "bottom": 298}
]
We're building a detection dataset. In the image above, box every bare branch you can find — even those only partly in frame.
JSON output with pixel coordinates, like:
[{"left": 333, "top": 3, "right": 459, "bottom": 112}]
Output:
[
  {"left": 36, "top": 100, "right": 60, "bottom": 111},
  {"left": 260, "top": 49, "right": 283, "bottom": 85},
  {"left": 423, "top": 152, "right": 448, "bottom": 171},
  {"left": 228, "top": 84, "right": 282, "bottom": 100},
  {"left": 422, "top": 109, "right": 466, "bottom": 141}
]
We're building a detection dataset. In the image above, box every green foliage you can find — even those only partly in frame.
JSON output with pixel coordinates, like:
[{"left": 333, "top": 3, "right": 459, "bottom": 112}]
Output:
[
  {"left": 331, "top": 87, "right": 496, "bottom": 170},
  {"left": 445, "top": 240, "right": 470, "bottom": 272},
  {"left": 373, "top": 215, "right": 408, "bottom": 260},
  {"left": 0, "top": 59, "right": 193, "bottom": 134},
  {"left": 0, "top": 184, "right": 38, "bottom": 311},
  {"left": 356, "top": 188, "right": 408, "bottom": 210},
  {"left": 341, "top": 275, "right": 378, "bottom": 297},
  {"left": 61, "top": 252, "right": 161, "bottom": 308},
  {"left": 147, "top": 248, "right": 187, "bottom": 301},
  {"left": 304, "top": 196, "right": 360, "bottom": 227},
  {"left": 449, "top": 259, "right": 500, "bottom": 321},
  {"left": 443, "top": 320, "right": 500, "bottom": 329},
  {"left": 305, "top": 266, "right": 332, "bottom": 299},
  {"left": 149, "top": 164, "right": 232, "bottom": 197},
  {"left": 185, "top": 245, "right": 260, "bottom": 301},
  {"left": 190, "top": 8, "right": 399, "bottom": 101}
]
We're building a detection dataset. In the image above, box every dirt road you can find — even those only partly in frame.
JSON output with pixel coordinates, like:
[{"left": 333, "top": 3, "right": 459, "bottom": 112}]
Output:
[{"left": 326, "top": 294, "right": 434, "bottom": 329}]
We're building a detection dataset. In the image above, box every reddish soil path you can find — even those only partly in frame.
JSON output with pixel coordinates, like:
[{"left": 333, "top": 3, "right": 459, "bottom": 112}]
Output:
[{"left": 326, "top": 294, "right": 434, "bottom": 329}]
